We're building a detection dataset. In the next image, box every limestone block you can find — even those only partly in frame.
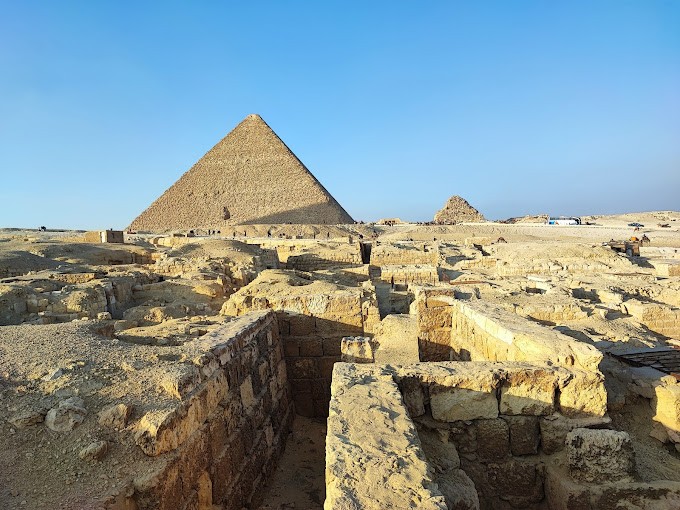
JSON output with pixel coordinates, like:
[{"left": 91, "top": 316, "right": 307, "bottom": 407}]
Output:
[
  {"left": 539, "top": 414, "right": 612, "bottom": 455},
  {"left": 436, "top": 469, "right": 480, "bottom": 510},
  {"left": 374, "top": 314, "right": 420, "bottom": 364},
  {"left": 486, "top": 459, "right": 544, "bottom": 507},
  {"left": 135, "top": 371, "right": 228, "bottom": 456},
  {"left": 476, "top": 419, "right": 511, "bottom": 461},
  {"left": 298, "top": 337, "right": 323, "bottom": 357},
  {"left": 500, "top": 369, "right": 558, "bottom": 415},
  {"left": 544, "top": 465, "right": 594, "bottom": 510},
  {"left": 159, "top": 364, "right": 203, "bottom": 399},
  {"left": 559, "top": 370, "right": 607, "bottom": 418},
  {"left": 593, "top": 481, "right": 680, "bottom": 509},
  {"left": 504, "top": 415, "right": 540, "bottom": 456},
  {"left": 340, "top": 336, "right": 375, "bottom": 363},
  {"left": 322, "top": 337, "right": 342, "bottom": 356},
  {"left": 287, "top": 358, "right": 319, "bottom": 379},
  {"left": 98, "top": 403, "right": 133, "bottom": 429},
  {"left": 566, "top": 428, "right": 635, "bottom": 483},
  {"left": 653, "top": 383, "right": 680, "bottom": 432},
  {"left": 430, "top": 387, "right": 498, "bottom": 422},
  {"left": 325, "top": 363, "right": 448, "bottom": 509}
]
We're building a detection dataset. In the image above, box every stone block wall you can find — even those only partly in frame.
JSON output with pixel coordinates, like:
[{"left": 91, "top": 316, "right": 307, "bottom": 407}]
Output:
[
  {"left": 622, "top": 299, "right": 680, "bottom": 339},
  {"left": 379, "top": 264, "right": 439, "bottom": 285},
  {"left": 450, "top": 300, "right": 603, "bottom": 371},
  {"left": 514, "top": 302, "right": 590, "bottom": 324},
  {"left": 325, "top": 362, "right": 610, "bottom": 510},
  {"left": 370, "top": 243, "right": 439, "bottom": 266},
  {"left": 247, "top": 239, "right": 361, "bottom": 265},
  {"left": 279, "top": 294, "right": 365, "bottom": 417},
  {"left": 410, "top": 286, "right": 456, "bottom": 361},
  {"left": 128, "top": 311, "right": 293, "bottom": 510},
  {"left": 285, "top": 252, "right": 362, "bottom": 271}
]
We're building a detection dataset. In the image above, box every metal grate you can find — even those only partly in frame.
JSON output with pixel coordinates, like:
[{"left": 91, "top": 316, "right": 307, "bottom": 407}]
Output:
[{"left": 611, "top": 349, "right": 680, "bottom": 376}]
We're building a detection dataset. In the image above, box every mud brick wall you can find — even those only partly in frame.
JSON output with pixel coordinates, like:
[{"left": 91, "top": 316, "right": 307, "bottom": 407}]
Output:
[{"left": 129, "top": 311, "right": 293, "bottom": 510}]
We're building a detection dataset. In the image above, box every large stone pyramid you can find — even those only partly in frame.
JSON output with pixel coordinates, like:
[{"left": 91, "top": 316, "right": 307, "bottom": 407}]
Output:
[{"left": 128, "top": 114, "right": 353, "bottom": 231}]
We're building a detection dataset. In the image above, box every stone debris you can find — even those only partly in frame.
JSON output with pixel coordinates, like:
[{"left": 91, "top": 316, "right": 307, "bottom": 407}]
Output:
[
  {"left": 45, "top": 397, "right": 87, "bottom": 432},
  {"left": 97, "top": 403, "right": 132, "bottom": 430},
  {"left": 566, "top": 428, "right": 635, "bottom": 483},
  {"left": 79, "top": 441, "right": 108, "bottom": 462}
]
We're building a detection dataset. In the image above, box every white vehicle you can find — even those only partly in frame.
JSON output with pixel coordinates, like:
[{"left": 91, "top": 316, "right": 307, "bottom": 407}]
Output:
[{"left": 547, "top": 216, "right": 581, "bottom": 226}]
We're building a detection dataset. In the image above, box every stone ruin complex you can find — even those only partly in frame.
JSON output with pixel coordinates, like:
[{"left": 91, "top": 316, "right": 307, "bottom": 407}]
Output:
[
  {"left": 2, "top": 117, "right": 680, "bottom": 509},
  {"left": 2, "top": 221, "right": 680, "bottom": 509}
]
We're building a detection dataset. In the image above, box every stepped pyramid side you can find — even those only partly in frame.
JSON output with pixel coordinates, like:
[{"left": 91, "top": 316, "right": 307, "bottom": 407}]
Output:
[{"left": 128, "top": 114, "right": 353, "bottom": 231}]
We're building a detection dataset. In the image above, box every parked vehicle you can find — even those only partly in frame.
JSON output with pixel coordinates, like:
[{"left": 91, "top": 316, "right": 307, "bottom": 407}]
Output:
[
  {"left": 547, "top": 216, "right": 581, "bottom": 225},
  {"left": 628, "top": 222, "right": 644, "bottom": 227}
]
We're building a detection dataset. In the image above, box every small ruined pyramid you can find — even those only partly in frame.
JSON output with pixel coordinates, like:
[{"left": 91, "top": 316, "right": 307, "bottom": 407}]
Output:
[
  {"left": 128, "top": 114, "right": 353, "bottom": 231},
  {"left": 434, "top": 195, "right": 486, "bottom": 224}
]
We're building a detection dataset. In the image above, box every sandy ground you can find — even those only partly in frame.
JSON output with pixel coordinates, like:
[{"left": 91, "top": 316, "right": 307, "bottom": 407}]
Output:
[{"left": 257, "top": 416, "right": 327, "bottom": 510}]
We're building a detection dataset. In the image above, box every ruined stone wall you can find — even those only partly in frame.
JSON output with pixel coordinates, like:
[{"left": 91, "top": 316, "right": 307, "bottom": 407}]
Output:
[
  {"left": 622, "top": 299, "right": 680, "bottom": 339},
  {"left": 285, "top": 252, "right": 362, "bottom": 271},
  {"left": 277, "top": 293, "right": 365, "bottom": 418},
  {"left": 410, "top": 286, "right": 456, "bottom": 361},
  {"left": 370, "top": 243, "right": 439, "bottom": 266},
  {"left": 379, "top": 264, "right": 439, "bottom": 285},
  {"left": 246, "top": 239, "right": 360, "bottom": 265},
  {"left": 130, "top": 311, "right": 293, "bottom": 510},
  {"left": 325, "top": 362, "right": 609, "bottom": 510},
  {"left": 514, "top": 302, "right": 590, "bottom": 323},
  {"left": 450, "top": 300, "right": 603, "bottom": 371}
]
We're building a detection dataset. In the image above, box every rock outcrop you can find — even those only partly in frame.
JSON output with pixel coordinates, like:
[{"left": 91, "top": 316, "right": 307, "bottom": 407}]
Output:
[{"left": 434, "top": 195, "right": 485, "bottom": 224}]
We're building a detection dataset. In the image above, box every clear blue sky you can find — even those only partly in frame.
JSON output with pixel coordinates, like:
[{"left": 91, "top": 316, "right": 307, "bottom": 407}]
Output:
[{"left": 1, "top": 1, "right": 678, "bottom": 229}]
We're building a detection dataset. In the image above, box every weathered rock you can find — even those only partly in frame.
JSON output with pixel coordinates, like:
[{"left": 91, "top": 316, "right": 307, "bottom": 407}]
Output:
[
  {"left": 98, "top": 403, "right": 133, "bottom": 429},
  {"left": 79, "top": 440, "right": 108, "bottom": 461},
  {"left": 539, "top": 414, "right": 611, "bottom": 454},
  {"left": 504, "top": 415, "right": 540, "bottom": 456},
  {"left": 8, "top": 409, "right": 45, "bottom": 429},
  {"left": 566, "top": 428, "right": 635, "bottom": 483},
  {"left": 430, "top": 387, "right": 498, "bottom": 422},
  {"left": 45, "top": 397, "right": 87, "bottom": 432},
  {"left": 476, "top": 419, "right": 511, "bottom": 462}
]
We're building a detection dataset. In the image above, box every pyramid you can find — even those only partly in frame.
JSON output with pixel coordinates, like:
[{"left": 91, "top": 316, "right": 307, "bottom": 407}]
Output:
[
  {"left": 128, "top": 114, "right": 353, "bottom": 231},
  {"left": 434, "top": 196, "right": 485, "bottom": 224}
]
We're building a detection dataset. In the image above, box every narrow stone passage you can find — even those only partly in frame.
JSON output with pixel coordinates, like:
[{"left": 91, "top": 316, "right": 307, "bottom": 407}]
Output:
[{"left": 257, "top": 416, "right": 327, "bottom": 509}]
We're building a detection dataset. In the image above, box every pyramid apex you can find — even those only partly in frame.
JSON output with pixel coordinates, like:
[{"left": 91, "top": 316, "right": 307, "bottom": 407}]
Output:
[{"left": 246, "top": 113, "right": 263, "bottom": 121}]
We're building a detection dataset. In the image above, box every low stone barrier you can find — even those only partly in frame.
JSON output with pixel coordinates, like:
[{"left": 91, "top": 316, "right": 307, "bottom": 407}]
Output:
[
  {"left": 130, "top": 310, "right": 293, "bottom": 510},
  {"left": 451, "top": 300, "right": 603, "bottom": 371},
  {"left": 325, "top": 361, "right": 610, "bottom": 510}
]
